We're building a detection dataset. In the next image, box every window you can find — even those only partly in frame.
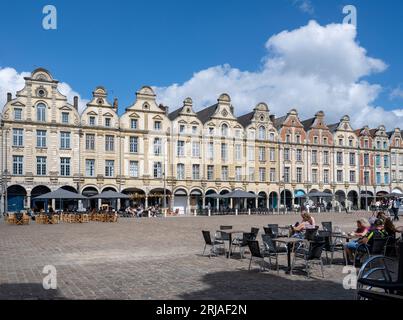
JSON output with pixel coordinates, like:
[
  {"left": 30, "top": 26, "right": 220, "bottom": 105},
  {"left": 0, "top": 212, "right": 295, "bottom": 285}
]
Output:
[
  {"left": 312, "top": 169, "right": 318, "bottom": 183},
  {"left": 235, "top": 167, "right": 242, "bottom": 181},
  {"left": 337, "top": 170, "right": 343, "bottom": 183},
  {"left": 12, "top": 156, "right": 23, "bottom": 175},
  {"left": 179, "top": 125, "right": 185, "bottom": 134},
  {"left": 295, "top": 135, "right": 301, "bottom": 144},
  {"left": 392, "top": 170, "right": 396, "bottom": 181},
  {"left": 258, "top": 126, "right": 266, "bottom": 140},
  {"left": 376, "top": 141, "right": 381, "bottom": 149},
  {"left": 323, "top": 137, "right": 328, "bottom": 145},
  {"left": 12, "top": 128, "right": 23, "bottom": 147},
  {"left": 86, "top": 159, "right": 95, "bottom": 177},
  {"left": 324, "top": 169, "right": 329, "bottom": 184},
  {"left": 177, "top": 164, "right": 185, "bottom": 179},
  {"left": 313, "top": 136, "right": 318, "bottom": 144},
  {"left": 129, "top": 137, "right": 138, "bottom": 153},
  {"left": 36, "top": 157, "right": 46, "bottom": 176},
  {"left": 349, "top": 170, "right": 356, "bottom": 183},
  {"left": 364, "top": 140, "right": 369, "bottom": 149},
  {"left": 284, "top": 148, "right": 290, "bottom": 161},
  {"left": 221, "top": 124, "right": 228, "bottom": 137},
  {"left": 384, "top": 173, "right": 389, "bottom": 184},
  {"left": 383, "top": 141, "right": 387, "bottom": 149},
  {"left": 154, "top": 121, "right": 162, "bottom": 131},
  {"left": 323, "top": 151, "right": 329, "bottom": 165},
  {"left": 235, "top": 144, "right": 242, "bottom": 161},
  {"left": 364, "top": 171, "right": 370, "bottom": 185},
  {"left": 208, "top": 127, "right": 214, "bottom": 135},
  {"left": 349, "top": 153, "right": 356, "bottom": 166},
  {"left": 249, "top": 130, "right": 255, "bottom": 140},
  {"left": 130, "top": 119, "right": 138, "bottom": 129},
  {"left": 311, "top": 150, "right": 318, "bottom": 164},
  {"left": 258, "top": 147, "right": 265, "bottom": 161},
  {"left": 269, "top": 132, "right": 275, "bottom": 141},
  {"left": 36, "top": 130, "right": 47, "bottom": 148},
  {"left": 364, "top": 153, "right": 369, "bottom": 167},
  {"left": 61, "top": 112, "right": 69, "bottom": 124},
  {"left": 207, "top": 165, "right": 214, "bottom": 181},
  {"left": 235, "top": 129, "right": 241, "bottom": 138},
  {"left": 375, "top": 154, "right": 381, "bottom": 167},
  {"left": 384, "top": 155, "right": 389, "bottom": 168},
  {"left": 60, "top": 157, "right": 71, "bottom": 176},
  {"left": 105, "top": 135, "right": 114, "bottom": 152},
  {"left": 286, "top": 134, "right": 291, "bottom": 143},
  {"left": 192, "top": 164, "right": 200, "bottom": 180},
  {"left": 296, "top": 149, "right": 302, "bottom": 162},
  {"left": 269, "top": 148, "right": 275, "bottom": 161},
  {"left": 337, "top": 152, "right": 343, "bottom": 165},
  {"left": 105, "top": 160, "right": 114, "bottom": 177},
  {"left": 259, "top": 168, "right": 266, "bottom": 182},
  {"left": 192, "top": 126, "right": 197, "bottom": 134},
  {"left": 14, "top": 108, "right": 22, "bottom": 120},
  {"left": 154, "top": 138, "right": 162, "bottom": 155},
  {"left": 392, "top": 153, "right": 397, "bottom": 165},
  {"left": 129, "top": 161, "right": 139, "bottom": 178},
  {"left": 192, "top": 142, "right": 200, "bottom": 157},
  {"left": 153, "top": 162, "right": 162, "bottom": 178},
  {"left": 249, "top": 167, "right": 255, "bottom": 181},
  {"left": 270, "top": 168, "right": 276, "bottom": 182},
  {"left": 296, "top": 167, "right": 302, "bottom": 183},
  {"left": 248, "top": 146, "right": 255, "bottom": 161},
  {"left": 37, "top": 103, "right": 46, "bottom": 122},
  {"left": 284, "top": 167, "right": 290, "bottom": 183},
  {"left": 105, "top": 118, "right": 111, "bottom": 127},
  {"left": 338, "top": 138, "right": 343, "bottom": 146},
  {"left": 60, "top": 132, "right": 71, "bottom": 149},
  {"left": 85, "top": 134, "right": 95, "bottom": 150},
  {"left": 221, "top": 143, "right": 228, "bottom": 161},
  {"left": 89, "top": 116, "right": 96, "bottom": 126},
  {"left": 376, "top": 172, "right": 381, "bottom": 185},
  {"left": 177, "top": 140, "right": 185, "bottom": 157},
  {"left": 349, "top": 139, "right": 353, "bottom": 147},
  {"left": 221, "top": 166, "right": 228, "bottom": 180},
  {"left": 207, "top": 142, "right": 214, "bottom": 159}
]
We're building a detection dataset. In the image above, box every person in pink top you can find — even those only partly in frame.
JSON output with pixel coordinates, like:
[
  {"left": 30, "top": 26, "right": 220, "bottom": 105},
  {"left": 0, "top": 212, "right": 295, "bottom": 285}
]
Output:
[
  {"left": 348, "top": 218, "right": 370, "bottom": 237},
  {"left": 291, "top": 212, "right": 316, "bottom": 238}
]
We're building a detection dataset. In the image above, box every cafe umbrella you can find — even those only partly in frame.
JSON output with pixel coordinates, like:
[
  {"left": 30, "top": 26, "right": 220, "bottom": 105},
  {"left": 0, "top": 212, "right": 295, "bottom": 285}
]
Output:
[
  {"left": 33, "top": 188, "right": 88, "bottom": 211},
  {"left": 90, "top": 190, "right": 130, "bottom": 210}
]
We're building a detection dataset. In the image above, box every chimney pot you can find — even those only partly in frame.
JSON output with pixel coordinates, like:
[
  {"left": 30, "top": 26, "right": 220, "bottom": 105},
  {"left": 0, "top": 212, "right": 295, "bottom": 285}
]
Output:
[
  {"left": 73, "top": 96, "right": 78, "bottom": 110},
  {"left": 7, "top": 93, "right": 12, "bottom": 102}
]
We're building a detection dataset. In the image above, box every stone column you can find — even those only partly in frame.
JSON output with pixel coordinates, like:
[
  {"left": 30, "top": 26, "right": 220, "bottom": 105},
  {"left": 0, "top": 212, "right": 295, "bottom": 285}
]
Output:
[
  {"left": 186, "top": 196, "right": 190, "bottom": 215},
  {"left": 145, "top": 196, "right": 148, "bottom": 209}
]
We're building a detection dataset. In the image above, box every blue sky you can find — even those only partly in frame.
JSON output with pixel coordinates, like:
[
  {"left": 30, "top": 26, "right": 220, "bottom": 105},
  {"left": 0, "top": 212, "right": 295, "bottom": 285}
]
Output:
[{"left": 0, "top": 0, "right": 402, "bottom": 128}]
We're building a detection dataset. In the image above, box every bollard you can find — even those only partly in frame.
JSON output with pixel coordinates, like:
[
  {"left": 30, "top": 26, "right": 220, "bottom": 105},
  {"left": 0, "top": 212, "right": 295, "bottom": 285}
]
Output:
[
  {"left": 235, "top": 209, "right": 238, "bottom": 216},
  {"left": 164, "top": 209, "right": 167, "bottom": 218},
  {"left": 194, "top": 209, "right": 197, "bottom": 216},
  {"left": 208, "top": 209, "right": 211, "bottom": 217},
  {"left": 248, "top": 209, "right": 251, "bottom": 216}
]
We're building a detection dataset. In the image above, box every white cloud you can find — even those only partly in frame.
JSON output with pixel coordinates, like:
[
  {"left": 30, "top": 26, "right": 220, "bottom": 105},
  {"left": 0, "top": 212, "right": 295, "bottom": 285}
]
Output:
[
  {"left": 0, "top": 67, "right": 88, "bottom": 114},
  {"left": 390, "top": 86, "right": 403, "bottom": 100},
  {"left": 155, "top": 21, "right": 402, "bottom": 130}
]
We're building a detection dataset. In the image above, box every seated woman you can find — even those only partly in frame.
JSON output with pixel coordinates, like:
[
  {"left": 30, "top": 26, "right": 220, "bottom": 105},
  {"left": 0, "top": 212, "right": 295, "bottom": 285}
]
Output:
[
  {"left": 348, "top": 218, "right": 370, "bottom": 237},
  {"left": 291, "top": 212, "right": 316, "bottom": 238},
  {"left": 383, "top": 218, "right": 397, "bottom": 237},
  {"left": 344, "top": 219, "right": 387, "bottom": 264}
]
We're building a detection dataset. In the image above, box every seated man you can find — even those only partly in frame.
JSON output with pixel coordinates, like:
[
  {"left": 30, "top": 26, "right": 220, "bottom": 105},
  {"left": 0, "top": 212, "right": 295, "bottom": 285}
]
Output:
[{"left": 344, "top": 219, "right": 387, "bottom": 264}]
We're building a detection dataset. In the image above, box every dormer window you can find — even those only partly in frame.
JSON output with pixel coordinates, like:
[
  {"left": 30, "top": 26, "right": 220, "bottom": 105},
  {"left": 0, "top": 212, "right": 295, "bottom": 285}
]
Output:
[
  {"left": 396, "top": 138, "right": 400, "bottom": 146},
  {"left": 295, "top": 135, "right": 300, "bottom": 144},
  {"left": 349, "top": 139, "right": 353, "bottom": 147},
  {"left": 61, "top": 112, "right": 69, "bottom": 124},
  {"left": 364, "top": 139, "right": 369, "bottom": 148},
  {"left": 105, "top": 118, "right": 111, "bottom": 127},
  {"left": 221, "top": 124, "right": 229, "bottom": 137},
  {"left": 338, "top": 138, "right": 343, "bottom": 146},
  {"left": 14, "top": 108, "right": 22, "bottom": 121},
  {"left": 208, "top": 127, "right": 214, "bottom": 135},
  {"left": 89, "top": 116, "right": 96, "bottom": 126},
  {"left": 383, "top": 141, "right": 387, "bottom": 149},
  {"left": 270, "top": 132, "right": 275, "bottom": 142},
  {"left": 130, "top": 119, "right": 138, "bottom": 129},
  {"left": 192, "top": 126, "right": 197, "bottom": 134},
  {"left": 313, "top": 136, "right": 318, "bottom": 144},
  {"left": 154, "top": 121, "right": 162, "bottom": 131},
  {"left": 179, "top": 125, "right": 185, "bottom": 134},
  {"left": 258, "top": 126, "right": 266, "bottom": 140},
  {"left": 235, "top": 129, "right": 241, "bottom": 138},
  {"left": 323, "top": 137, "right": 328, "bottom": 145},
  {"left": 376, "top": 141, "right": 381, "bottom": 149},
  {"left": 286, "top": 134, "right": 291, "bottom": 143},
  {"left": 36, "top": 103, "right": 46, "bottom": 122}
]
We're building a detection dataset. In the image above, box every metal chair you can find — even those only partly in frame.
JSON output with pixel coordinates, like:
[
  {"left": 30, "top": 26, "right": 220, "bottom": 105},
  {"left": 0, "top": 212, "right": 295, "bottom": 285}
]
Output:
[
  {"left": 250, "top": 227, "right": 259, "bottom": 239},
  {"left": 321, "top": 221, "right": 333, "bottom": 232},
  {"left": 261, "top": 234, "right": 288, "bottom": 273},
  {"left": 292, "top": 240, "right": 326, "bottom": 278},
  {"left": 232, "top": 232, "right": 255, "bottom": 259},
  {"left": 202, "top": 231, "right": 224, "bottom": 258},
  {"left": 355, "top": 237, "right": 388, "bottom": 267},
  {"left": 318, "top": 230, "right": 347, "bottom": 265},
  {"left": 247, "top": 240, "right": 266, "bottom": 272}
]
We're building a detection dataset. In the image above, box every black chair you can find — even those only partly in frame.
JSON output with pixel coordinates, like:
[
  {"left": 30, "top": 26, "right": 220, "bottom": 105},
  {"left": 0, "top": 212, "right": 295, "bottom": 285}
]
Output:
[
  {"left": 355, "top": 237, "right": 388, "bottom": 267},
  {"left": 232, "top": 232, "right": 255, "bottom": 259},
  {"left": 250, "top": 227, "right": 259, "bottom": 239},
  {"left": 202, "top": 231, "right": 224, "bottom": 258},
  {"left": 247, "top": 240, "right": 266, "bottom": 271},
  {"left": 267, "top": 224, "right": 280, "bottom": 237},
  {"left": 321, "top": 221, "right": 333, "bottom": 232},
  {"left": 261, "top": 234, "right": 287, "bottom": 273},
  {"left": 304, "top": 226, "right": 319, "bottom": 241},
  {"left": 215, "top": 225, "right": 232, "bottom": 241},
  {"left": 292, "top": 240, "right": 326, "bottom": 278},
  {"left": 317, "top": 230, "right": 347, "bottom": 265}
]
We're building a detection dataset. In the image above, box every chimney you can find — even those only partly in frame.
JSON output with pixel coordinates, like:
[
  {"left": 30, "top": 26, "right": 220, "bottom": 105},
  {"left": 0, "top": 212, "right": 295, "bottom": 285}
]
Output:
[
  {"left": 269, "top": 115, "right": 275, "bottom": 123},
  {"left": 73, "top": 96, "right": 78, "bottom": 110},
  {"left": 7, "top": 92, "right": 12, "bottom": 102},
  {"left": 113, "top": 98, "right": 118, "bottom": 110}
]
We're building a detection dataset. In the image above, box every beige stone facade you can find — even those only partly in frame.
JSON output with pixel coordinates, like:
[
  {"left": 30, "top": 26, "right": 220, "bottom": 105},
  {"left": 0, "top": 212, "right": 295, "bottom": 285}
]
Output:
[{"left": 1, "top": 68, "right": 402, "bottom": 214}]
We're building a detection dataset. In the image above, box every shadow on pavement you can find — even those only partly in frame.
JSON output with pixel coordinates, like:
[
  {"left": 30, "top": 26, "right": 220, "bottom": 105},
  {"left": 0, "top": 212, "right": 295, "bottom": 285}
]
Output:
[{"left": 0, "top": 283, "right": 65, "bottom": 300}]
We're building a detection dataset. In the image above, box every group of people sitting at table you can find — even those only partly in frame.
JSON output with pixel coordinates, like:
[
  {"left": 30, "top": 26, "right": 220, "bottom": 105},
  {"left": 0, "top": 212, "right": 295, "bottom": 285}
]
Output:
[{"left": 124, "top": 204, "right": 161, "bottom": 217}]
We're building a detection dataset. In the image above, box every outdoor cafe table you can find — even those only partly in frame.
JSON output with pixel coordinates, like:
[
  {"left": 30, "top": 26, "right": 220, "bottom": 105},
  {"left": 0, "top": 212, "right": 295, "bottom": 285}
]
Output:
[
  {"left": 216, "top": 230, "right": 246, "bottom": 259},
  {"left": 272, "top": 237, "right": 305, "bottom": 275}
]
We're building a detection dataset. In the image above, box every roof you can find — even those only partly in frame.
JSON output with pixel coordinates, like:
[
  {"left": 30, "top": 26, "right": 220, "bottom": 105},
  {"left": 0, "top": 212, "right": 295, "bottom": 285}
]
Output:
[
  {"left": 327, "top": 123, "right": 339, "bottom": 133},
  {"left": 168, "top": 107, "right": 183, "bottom": 121},
  {"left": 237, "top": 111, "right": 254, "bottom": 127},
  {"left": 273, "top": 115, "right": 287, "bottom": 130},
  {"left": 301, "top": 117, "right": 315, "bottom": 132},
  {"left": 196, "top": 104, "right": 218, "bottom": 124}
]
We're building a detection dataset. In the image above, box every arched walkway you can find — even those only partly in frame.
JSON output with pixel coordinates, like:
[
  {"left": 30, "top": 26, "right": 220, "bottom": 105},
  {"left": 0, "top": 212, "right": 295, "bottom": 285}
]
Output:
[
  {"left": 82, "top": 186, "right": 99, "bottom": 210},
  {"left": 219, "top": 190, "right": 230, "bottom": 210},
  {"left": 122, "top": 188, "right": 145, "bottom": 208},
  {"left": 360, "top": 191, "right": 374, "bottom": 210},
  {"left": 205, "top": 189, "right": 218, "bottom": 211},
  {"left": 269, "top": 192, "right": 278, "bottom": 210},
  {"left": 7, "top": 185, "right": 27, "bottom": 212},
  {"left": 347, "top": 190, "right": 358, "bottom": 209},
  {"left": 280, "top": 190, "right": 292, "bottom": 209},
  {"left": 173, "top": 188, "right": 188, "bottom": 215},
  {"left": 31, "top": 185, "right": 51, "bottom": 211},
  {"left": 148, "top": 188, "right": 171, "bottom": 208},
  {"left": 258, "top": 192, "right": 267, "bottom": 209},
  {"left": 190, "top": 189, "right": 203, "bottom": 212}
]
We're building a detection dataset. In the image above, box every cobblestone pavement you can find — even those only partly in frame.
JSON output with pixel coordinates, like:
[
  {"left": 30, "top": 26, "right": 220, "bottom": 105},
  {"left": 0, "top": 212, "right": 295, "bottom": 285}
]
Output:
[{"left": 0, "top": 212, "right": 400, "bottom": 300}]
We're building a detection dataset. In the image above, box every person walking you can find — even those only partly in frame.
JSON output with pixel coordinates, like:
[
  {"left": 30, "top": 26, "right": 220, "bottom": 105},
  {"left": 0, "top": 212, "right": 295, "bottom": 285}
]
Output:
[{"left": 392, "top": 197, "right": 400, "bottom": 222}]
